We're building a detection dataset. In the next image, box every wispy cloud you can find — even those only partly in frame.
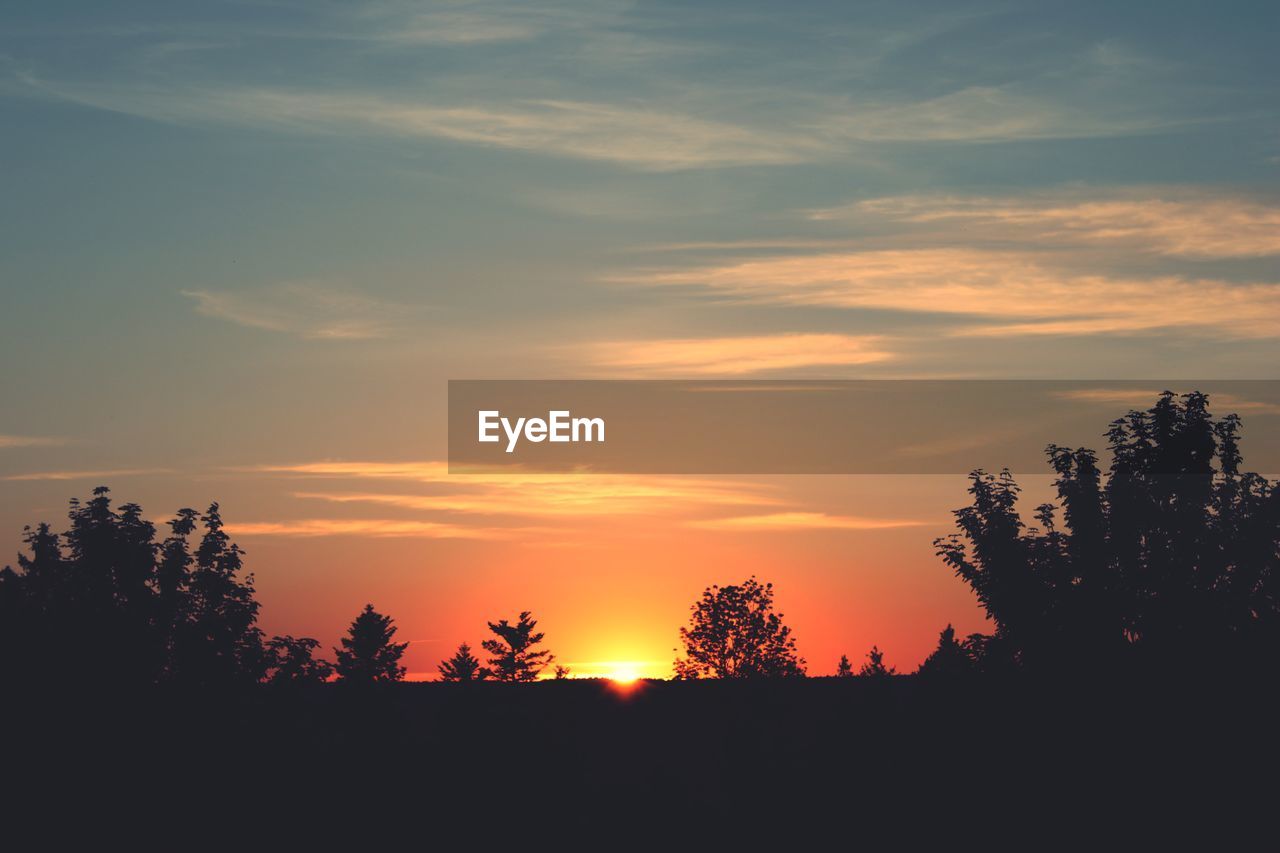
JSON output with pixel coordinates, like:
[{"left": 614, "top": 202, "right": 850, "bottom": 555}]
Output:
[
  {"left": 183, "top": 281, "right": 412, "bottom": 339},
  {"left": 823, "top": 86, "right": 1182, "bottom": 144},
  {"left": 614, "top": 248, "right": 1280, "bottom": 338},
  {"left": 818, "top": 191, "right": 1280, "bottom": 258},
  {"left": 3, "top": 468, "right": 170, "bottom": 481},
  {"left": 32, "top": 82, "right": 822, "bottom": 171},
  {"left": 369, "top": 9, "right": 544, "bottom": 45},
  {"left": 688, "top": 511, "right": 927, "bottom": 532},
  {"left": 226, "top": 518, "right": 505, "bottom": 539},
  {"left": 0, "top": 435, "right": 67, "bottom": 449},
  {"left": 20, "top": 71, "right": 1186, "bottom": 173},
  {"left": 254, "top": 461, "right": 777, "bottom": 517},
  {"left": 574, "top": 333, "right": 892, "bottom": 376},
  {"left": 1054, "top": 388, "right": 1280, "bottom": 416}
]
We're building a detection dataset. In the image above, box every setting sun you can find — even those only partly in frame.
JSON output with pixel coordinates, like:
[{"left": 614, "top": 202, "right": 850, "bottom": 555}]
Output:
[{"left": 606, "top": 663, "right": 642, "bottom": 684}]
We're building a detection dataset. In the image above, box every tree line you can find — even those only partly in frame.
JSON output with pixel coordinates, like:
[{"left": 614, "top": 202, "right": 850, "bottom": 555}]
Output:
[{"left": 2, "top": 391, "right": 1277, "bottom": 686}]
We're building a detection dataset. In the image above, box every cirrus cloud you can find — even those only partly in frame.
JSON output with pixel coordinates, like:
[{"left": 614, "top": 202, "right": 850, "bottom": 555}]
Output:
[{"left": 613, "top": 248, "right": 1280, "bottom": 339}]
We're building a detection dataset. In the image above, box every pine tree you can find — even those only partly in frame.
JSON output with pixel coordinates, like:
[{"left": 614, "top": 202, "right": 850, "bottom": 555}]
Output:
[
  {"left": 481, "top": 611, "right": 554, "bottom": 682},
  {"left": 836, "top": 654, "right": 854, "bottom": 677},
  {"left": 916, "top": 624, "right": 975, "bottom": 678},
  {"left": 438, "top": 642, "right": 485, "bottom": 682},
  {"left": 335, "top": 604, "right": 407, "bottom": 684},
  {"left": 858, "top": 646, "right": 895, "bottom": 678}
]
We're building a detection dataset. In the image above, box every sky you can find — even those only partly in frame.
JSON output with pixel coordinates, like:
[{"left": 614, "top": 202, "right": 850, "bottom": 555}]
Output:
[{"left": 2, "top": 0, "right": 1278, "bottom": 678}]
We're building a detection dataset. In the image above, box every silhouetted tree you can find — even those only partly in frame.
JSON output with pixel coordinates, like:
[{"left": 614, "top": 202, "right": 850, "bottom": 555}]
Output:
[
  {"left": 438, "top": 642, "right": 486, "bottom": 682},
  {"left": 266, "top": 635, "right": 333, "bottom": 685},
  {"left": 335, "top": 604, "right": 407, "bottom": 684},
  {"left": 554, "top": 664, "right": 571, "bottom": 680},
  {"left": 673, "top": 577, "right": 806, "bottom": 678},
  {"left": 482, "top": 611, "right": 554, "bottom": 682},
  {"left": 936, "top": 391, "right": 1280, "bottom": 673},
  {"left": 916, "top": 625, "right": 975, "bottom": 678},
  {"left": 858, "top": 646, "right": 895, "bottom": 678},
  {"left": 177, "top": 503, "right": 267, "bottom": 686},
  {"left": 0, "top": 488, "right": 268, "bottom": 689},
  {"left": 835, "top": 654, "right": 854, "bottom": 677}
]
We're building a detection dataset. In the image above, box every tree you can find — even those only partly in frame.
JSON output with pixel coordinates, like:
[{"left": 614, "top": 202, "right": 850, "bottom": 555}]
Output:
[
  {"left": 554, "top": 664, "right": 571, "bottom": 680},
  {"left": 916, "top": 625, "right": 974, "bottom": 678},
  {"left": 178, "top": 502, "right": 268, "bottom": 686},
  {"left": 266, "top": 635, "right": 332, "bottom": 685},
  {"left": 438, "top": 642, "right": 486, "bottom": 682},
  {"left": 936, "top": 391, "right": 1280, "bottom": 673},
  {"left": 0, "top": 488, "right": 268, "bottom": 689},
  {"left": 335, "top": 604, "right": 407, "bottom": 684},
  {"left": 858, "top": 646, "right": 895, "bottom": 678},
  {"left": 835, "top": 654, "right": 854, "bottom": 677},
  {"left": 482, "top": 611, "right": 554, "bottom": 682},
  {"left": 673, "top": 577, "right": 806, "bottom": 679}
]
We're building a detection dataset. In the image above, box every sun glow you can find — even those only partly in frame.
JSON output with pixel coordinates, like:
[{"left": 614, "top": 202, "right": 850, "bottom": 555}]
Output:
[{"left": 606, "top": 663, "right": 642, "bottom": 684}]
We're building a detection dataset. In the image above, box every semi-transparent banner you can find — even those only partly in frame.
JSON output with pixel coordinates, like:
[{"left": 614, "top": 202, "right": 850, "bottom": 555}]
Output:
[{"left": 447, "top": 380, "right": 1280, "bottom": 474}]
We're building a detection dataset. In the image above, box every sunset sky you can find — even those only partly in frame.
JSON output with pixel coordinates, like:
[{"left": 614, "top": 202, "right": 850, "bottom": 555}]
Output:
[{"left": 2, "top": 0, "right": 1278, "bottom": 678}]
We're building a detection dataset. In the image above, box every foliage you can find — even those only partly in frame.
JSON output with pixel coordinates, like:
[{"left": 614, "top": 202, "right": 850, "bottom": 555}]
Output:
[
  {"left": 915, "top": 625, "right": 976, "bottom": 678},
  {"left": 335, "top": 604, "right": 407, "bottom": 684},
  {"left": 482, "top": 611, "right": 554, "bottom": 682},
  {"left": 438, "top": 642, "right": 486, "bottom": 682},
  {"left": 0, "top": 488, "right": 302, "bottom": 688},
  {"left": 673, "top": 577, "right": 806, "bottom": 678},
  {"left": 937, "top": 391, "right": 1280, "bottom": 673},
  {"left": 857, "top": 646, "right": 895, "bottom": 677},
  {"left": 835, "top": 654, "right": 854, "bottom": 677},
  {"left": 266, "top": 635, "right": 333, "bottom": 685}
]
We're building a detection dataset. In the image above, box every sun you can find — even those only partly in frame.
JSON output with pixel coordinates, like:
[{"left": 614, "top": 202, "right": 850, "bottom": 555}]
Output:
[{"left": 606, "top": 663, "right": 642, "bottom": 684}]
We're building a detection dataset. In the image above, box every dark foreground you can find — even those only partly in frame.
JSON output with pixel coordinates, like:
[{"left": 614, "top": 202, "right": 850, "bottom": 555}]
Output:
[{"left": 10, "top": 676, "right": 1279, "bottom": 841}]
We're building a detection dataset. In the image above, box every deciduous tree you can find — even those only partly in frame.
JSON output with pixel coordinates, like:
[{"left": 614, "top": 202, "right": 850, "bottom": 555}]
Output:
[{"left": 673, "top": 577, "right": 805, "bottom": 678}]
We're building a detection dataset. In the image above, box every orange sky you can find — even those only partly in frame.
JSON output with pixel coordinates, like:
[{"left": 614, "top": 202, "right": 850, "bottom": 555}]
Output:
[{"left": 222, "top": 472, "right": 1012, "bottom": 679}]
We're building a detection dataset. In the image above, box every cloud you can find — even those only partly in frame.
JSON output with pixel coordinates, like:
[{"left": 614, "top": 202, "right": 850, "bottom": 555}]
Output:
[
  {"left": 225, "top": 518, "right": 505, "bottom": 539},
  {"left": 0, "top": 435, "right": 67, "bottom": 449},
  {"left": 23, "top": 73, "right": 1180, "bottom": 174},
  {"left": 822, "top": 86, "right": 1178, "bottom": 143},
  {"left": 253, "top": 461, "right": 778, "bottom": 517},
  {"left": 35, "top": 82, "right": 822, "bottom": 171},
  {"left": 574, "top": 333, "right": 893, "bottom": 376},
  {"left": 614, "top": 248, "right": 1280, "bottom": 338},
  {"left": 688, "top": 511, "right": 927, "bottom": 532},
  {"left": 1053, "top": 388, "right": 1280, "bottom": 416},
  {"left": 3, "top": 468, "right": 170, "bottom": 481},
  {"left": 373, "top": 10, "right": 543, "bottom": 45},
  {"left": 820, "top": 191, "right": 1280, "bottom": 258},
  {"left": 183, "top": 282, "right": 410, "bottom": 339}
]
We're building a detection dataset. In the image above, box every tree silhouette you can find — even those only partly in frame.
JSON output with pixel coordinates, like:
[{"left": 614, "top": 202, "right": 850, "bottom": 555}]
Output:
[
  {"left": 438, "top": 642, "right": 486, "bottom": 682},
  {"left": 178, "top": 503, "right": 268, "bottom": 686},
  {"left": 266, "top": 635, "right": 333, "bottom": 685},
  {"left": 0, "top": 488, "right": 268, "bottom": 688},
  {"left": 335, "top": 604, "right": 407, "bottom": 684},
  {"left": 554, "top": 664, "right": 571, "bottom": 680},
  {"left": 482, "top": 611, "right": 554, "bottom": 682},
  {"left": 835, "top": 654, "right": 854, "bottom": 677},
  {"left": 673, "top": 577, "right": 806, "bottom": 678},
  {"left": 858, "top": 646, "right": 895, "bottom": 677},
  {"left": 936, "top": 391, "right": 1280, "bottom": 673},
  {"left": 916, "top": 625, "right": 975, "bottom": 678}
]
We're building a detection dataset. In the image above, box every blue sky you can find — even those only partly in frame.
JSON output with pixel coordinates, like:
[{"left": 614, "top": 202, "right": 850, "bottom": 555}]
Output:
[{"left": 4, "top": 0, "right": 1278, "bottom": 478}]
